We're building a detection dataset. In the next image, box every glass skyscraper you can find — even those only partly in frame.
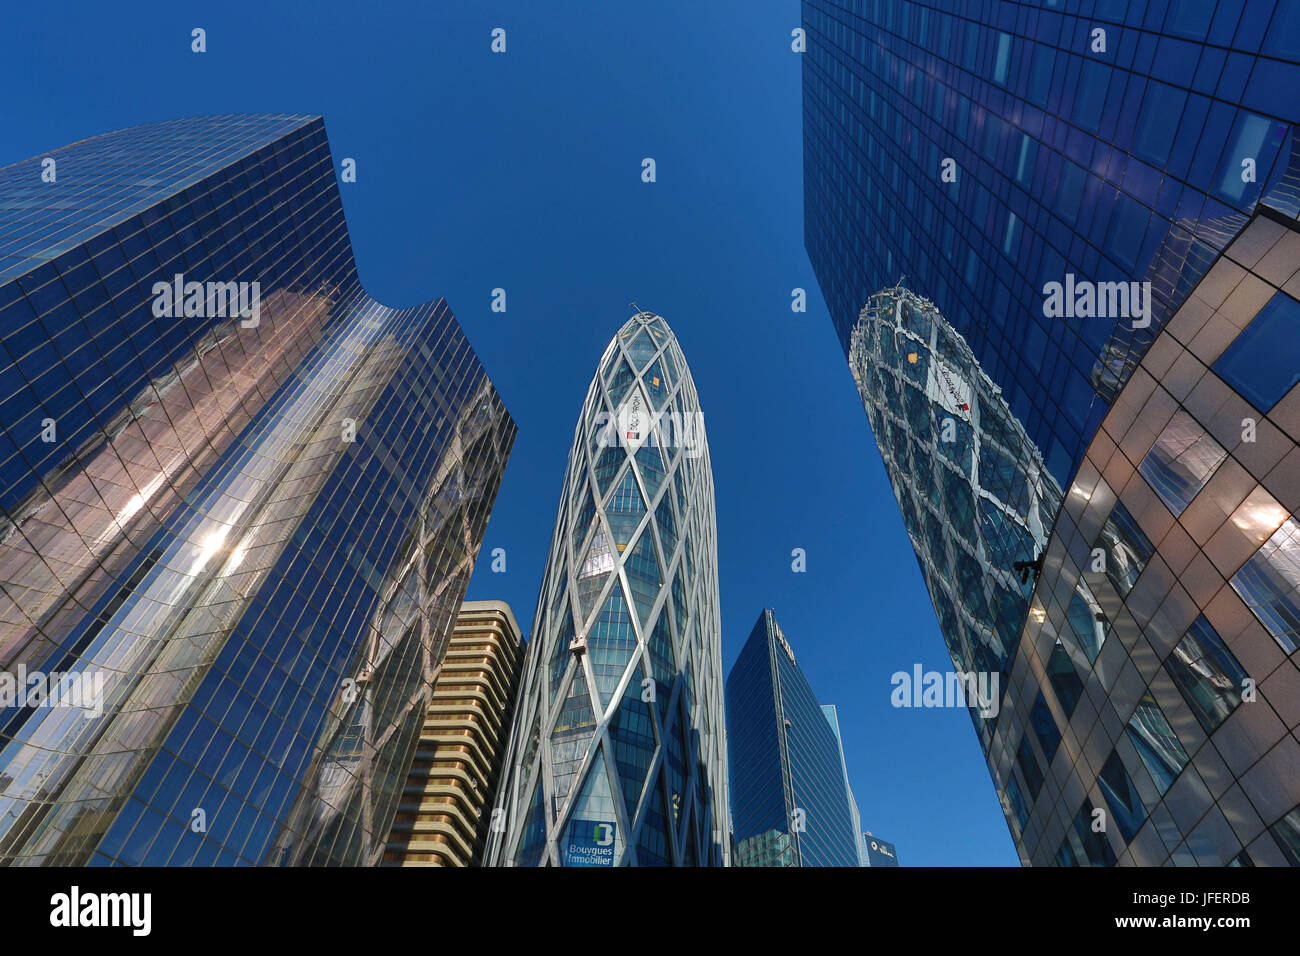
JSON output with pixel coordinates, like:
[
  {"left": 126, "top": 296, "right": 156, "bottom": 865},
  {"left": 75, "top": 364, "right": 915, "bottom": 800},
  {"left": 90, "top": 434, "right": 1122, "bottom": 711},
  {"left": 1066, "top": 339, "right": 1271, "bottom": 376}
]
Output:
[
  {"left": 861, "top": 833, "right": 900, "bottom": 867},
  {"left": 0, "top": 115, "right": 516, "bottom": 865},
  {"left": 727, "top": 609, "right": 861, "bottom": 867},
  {"left": 804, "top": 0, "right": 1299, "bottom": 482},
  {"left": 805, "top": 3, "right": 1300, "bottom": 864},
  {"left": 486, "top": 311, "right": 728, "bottom": 867},
  {"left": 821, "top": 703, "right": 864, "bottom": 864}
]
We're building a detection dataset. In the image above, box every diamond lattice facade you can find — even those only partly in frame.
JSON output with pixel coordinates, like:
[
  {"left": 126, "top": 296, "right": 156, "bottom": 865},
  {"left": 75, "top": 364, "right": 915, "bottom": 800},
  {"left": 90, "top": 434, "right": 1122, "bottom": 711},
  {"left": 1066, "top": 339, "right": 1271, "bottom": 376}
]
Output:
[
  {"left": 486, "top": 311, "right": 728, "bottom": 866},
  {"left": 850, "top": 285, "right": 1063, "bottom": 732}
]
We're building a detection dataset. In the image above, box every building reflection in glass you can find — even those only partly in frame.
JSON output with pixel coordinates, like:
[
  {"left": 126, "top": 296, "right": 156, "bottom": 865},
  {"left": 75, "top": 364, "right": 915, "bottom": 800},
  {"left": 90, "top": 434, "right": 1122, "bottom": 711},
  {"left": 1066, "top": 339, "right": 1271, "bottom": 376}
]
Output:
[
  {"left": 0, "top": 116, "right": 515, "bottom": 865},
  {"left": 849, "top": 284, "right": 1063, "bottom": 741}
]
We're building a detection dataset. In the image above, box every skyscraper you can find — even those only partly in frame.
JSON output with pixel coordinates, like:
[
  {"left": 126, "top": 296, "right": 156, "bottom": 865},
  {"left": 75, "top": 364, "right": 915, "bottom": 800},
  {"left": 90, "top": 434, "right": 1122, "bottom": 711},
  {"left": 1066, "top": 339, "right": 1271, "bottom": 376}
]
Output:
[
  {"left": 1030, "top": 211, "right": 1300, "bottom": 866},
  {"left": 384, "top": 601, "right": 524, "bottom": 867},
  {"left": 486, "top": 310, "right": 728, "bottom": 867},
  {"left": 804, "top": 3, "right": 1300, "bottom": 864},
  {"left": 0, "top": 115, "right": 516, "bottom": 865},
  {"left": 860, "top": 832, "right": 900, "bottom": 867},
  {"left": 804, "top": 2, "right": 1300, "bottom": 480},
  {"left": 727, "top": 609, "right": 861, "bottom": 867},
  {"left": 821, "top": 704, "right": 864, "bottom": 864}
]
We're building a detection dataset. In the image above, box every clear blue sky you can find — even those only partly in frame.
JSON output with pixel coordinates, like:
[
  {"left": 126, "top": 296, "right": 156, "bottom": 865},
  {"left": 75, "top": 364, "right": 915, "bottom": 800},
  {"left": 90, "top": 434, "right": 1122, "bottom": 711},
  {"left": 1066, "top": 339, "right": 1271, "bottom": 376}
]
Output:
[{"left": 1, "top": 0, "right": 1017, "bottom": 866}]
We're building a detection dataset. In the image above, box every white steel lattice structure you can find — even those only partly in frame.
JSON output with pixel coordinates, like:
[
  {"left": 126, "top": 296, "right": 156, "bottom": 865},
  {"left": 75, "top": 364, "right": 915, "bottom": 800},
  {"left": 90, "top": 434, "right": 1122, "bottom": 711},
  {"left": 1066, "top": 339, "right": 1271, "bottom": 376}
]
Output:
[{"left": 486, "top": 311, "right": 729, "bottom": 866}]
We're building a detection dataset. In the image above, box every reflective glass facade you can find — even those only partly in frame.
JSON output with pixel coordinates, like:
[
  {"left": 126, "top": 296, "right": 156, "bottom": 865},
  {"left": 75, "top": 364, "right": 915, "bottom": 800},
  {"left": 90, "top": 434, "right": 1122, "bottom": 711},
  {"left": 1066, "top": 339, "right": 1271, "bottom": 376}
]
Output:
[
  {"left": 486, "top": 312, "right": 728, "bottom": 866},
  {"left": 847, "top": 222, "right": 1300, "bottom": 864},
  {"left": 0, "top": 116, "right": 516, "bottom": 865},
  {"left": 1019, "top": 213, "right": 1300, "bottom": 865},
  {"left": 727, "top": 609, "right": 861, "bottom": 867},
  {"left": 807, "top": 2, "right": 1300, "bottom": 865},
  {"left": 850, "top": 285, "right": 1063, "bottom": 741},
  {"left": 861, "top": 833, "right": 900, "bottom": 867},
  {"left": 821, "top": 703, "right": 864, "bottom": 864},
  {"left": 804, "top": 0, "right": 1300, "bottom": 486}
]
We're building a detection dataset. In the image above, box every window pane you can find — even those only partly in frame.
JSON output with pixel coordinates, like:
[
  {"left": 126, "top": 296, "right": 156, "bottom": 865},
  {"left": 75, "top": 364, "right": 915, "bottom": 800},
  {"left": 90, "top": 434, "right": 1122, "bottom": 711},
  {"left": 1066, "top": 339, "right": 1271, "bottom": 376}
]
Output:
[
  {"left": 1230, "top": 517, "right": 1300, "bottom": 653},
  {"left": 1165, "top": 615, "right": 1249, "bottom": 734},
  {"left": 1271, "top": 806, "right": 1300, "bottom": 866},
  {"left": 1138, "top": 410, "right": 1228, "bottom": 515},
  {"left": 1055, "top": 839, "right": 1078, "bottom": 866},
  {"left": 993, "top": 32, "right": 1011, "bottom": 86},
  {"left": 1016, "top": 733, "right": 1045, "bottom": 800},
  {"left": 1066, "top": 579, "right": 1110, "bottom": 663},
  {"left": 1073, "top": 60, "right": 1107, "bottom": 133},
  {"left": 1061, "top": 798, "right": 1116, "bottom": 866},
  {"left": 1005, "top": 773, "right": 1028, "bottom": 832},
  {"left": 1132, "top": 81, "right": 1186, "bottom": 165},
  {"left": 1027, "top": 45, "right": 1054, "bottom": 108},
  {"left": 1124, "top": 692, "right": 1190, "bottom": 794},
  {"left": 1213, "top": 292, "right": 1300, "bottom": 413},
  {"left": 1098, "top": 751, "right": 1147, "bottom": 843},
  {"left": 1096, "top": 501, "right": 1154, "bottom": 597},
  {"left": 1048, "top": 639, "right": 1084, "bottom": 715},
  {"left": 1030, "top": 691, "right": 1062, "bottom": 765}
]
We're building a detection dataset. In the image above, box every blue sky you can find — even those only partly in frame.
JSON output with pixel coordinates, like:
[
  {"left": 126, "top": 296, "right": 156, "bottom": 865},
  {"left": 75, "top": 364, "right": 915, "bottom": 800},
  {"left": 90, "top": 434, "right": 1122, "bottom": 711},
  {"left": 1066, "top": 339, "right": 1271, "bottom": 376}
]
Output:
[{"left": 1, "top": 0, "right": 1017, "bottom": 865}]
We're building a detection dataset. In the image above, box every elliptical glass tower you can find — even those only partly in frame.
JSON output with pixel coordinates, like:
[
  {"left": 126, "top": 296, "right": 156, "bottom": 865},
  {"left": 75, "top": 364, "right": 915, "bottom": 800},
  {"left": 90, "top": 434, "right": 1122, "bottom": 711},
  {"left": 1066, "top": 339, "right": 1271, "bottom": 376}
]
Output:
[
  {"left": 0, "top": 116, "right": 515, "bottom": 865},
  {"left": 486, "top": 311, "right": 728, "bottom": 866}
]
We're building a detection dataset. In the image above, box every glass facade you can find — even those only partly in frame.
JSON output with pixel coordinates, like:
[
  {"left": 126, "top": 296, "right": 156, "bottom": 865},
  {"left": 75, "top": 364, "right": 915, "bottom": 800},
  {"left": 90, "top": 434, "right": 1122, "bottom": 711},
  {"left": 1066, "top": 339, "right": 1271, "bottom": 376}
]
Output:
[
  {"left": 1023, "top": 214, "right": 1300, "bottom": 865},
  {"left": 821, "top": 703, "right": 864, "bottom": 864},
  {"left": 727, "top": 609, "right": 861, "bottom": 867},
  {"left": 806, "top": 2, "right": 1300, "bottom": 865},
  {"left": 485, "top": 311, "right": 728, "bottom": 866},
  {"left": 849, "top": 215, "right": 1300, "bottom": 865},
  {"left": 861, "top": 832, "right": 900, "bottom": 867},
  {"left": 849, "top": 285, "right": 1062, "bottom": 742},
  {"left": 0, "top": 116, "right": 516, "bottom": 865},
  {"left": 804, "top": 0, "right": 1300, "bottom": 486}
]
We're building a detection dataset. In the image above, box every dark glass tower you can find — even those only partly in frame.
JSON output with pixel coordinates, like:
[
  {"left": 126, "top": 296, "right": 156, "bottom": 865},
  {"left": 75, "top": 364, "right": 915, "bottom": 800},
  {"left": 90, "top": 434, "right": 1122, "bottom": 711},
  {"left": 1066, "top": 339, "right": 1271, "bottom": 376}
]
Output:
[
  {"left": 821, "top": 703, "right": 863, "bottom": 863},
  {"left": 486, "top": 311, "right": 728, "bottom": 867},
  {"left": 861, "top": 833, "right": 900, "bottom": 867},
  {"left": 805, "top": 3, "right": 1300, "bottom": 865},
  {"left": 804, "top": 0, "right": 1300, "bottom": 484},
  {"left": 727, "top": 609, "right": 861, "bottom": 867},
  {"left": 0, "top": 116, "right": 516, "bottom": 865}
]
